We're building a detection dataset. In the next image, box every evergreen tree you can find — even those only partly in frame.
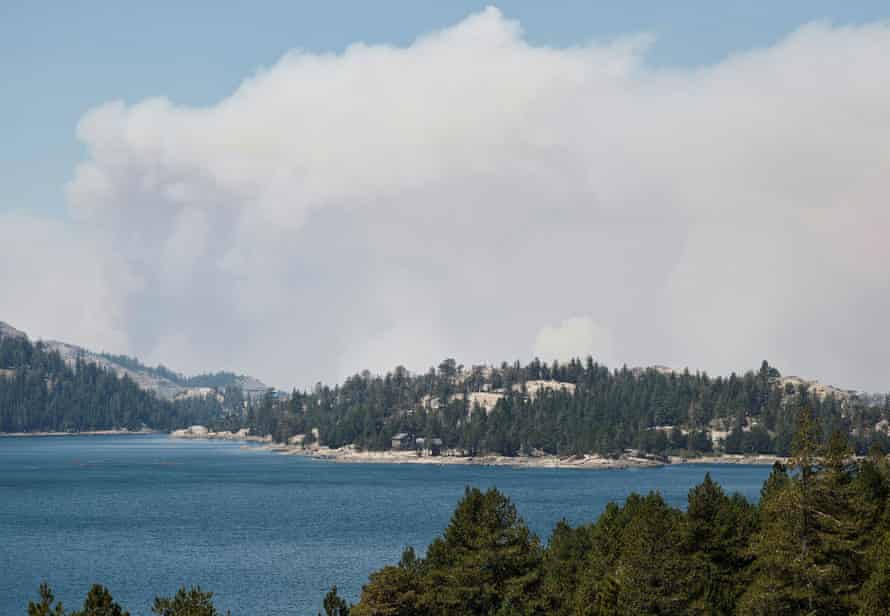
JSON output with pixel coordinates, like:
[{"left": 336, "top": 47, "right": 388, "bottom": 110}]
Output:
[
  {"left": 685, "top": 473, "right": 756, "bottom": 613},
  {"left": 69, "top": 585, "right": 129, "bottom": 616},
  {"left": 537, "top": 520, "right": 591, "bottom": 615},
  {"left": 27, "top": 583, "right": 65, "bottom": 616},
  {"left": 419, "top": 487, "right": 542, "bottom": 615},
  {"left": 320, "top": 586, "right": 350, "bottom": 616},
  {"left": 152, "top": 586, "right": 225, "bottom": 616},
  {"left": 859, "top": 531, "right": 890, "bottom": 615},
  {"left": 608, "top": 493, "right": 691, "bottom": 615}
]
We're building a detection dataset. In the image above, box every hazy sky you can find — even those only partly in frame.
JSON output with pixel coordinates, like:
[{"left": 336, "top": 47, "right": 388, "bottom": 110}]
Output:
[{"left": 2, "top": 3, "right": 889, "bottom": 391}]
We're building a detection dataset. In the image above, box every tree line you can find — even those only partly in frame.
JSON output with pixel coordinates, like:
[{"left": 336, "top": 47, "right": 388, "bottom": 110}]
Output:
[
  {"left": 244, "top": 358, "right": 890, "bottom": 458},
  {"left": 5, "top": 323, "right": 889, "bottom": 460},
  {"left": 27, "top": 584, "right": 226, "bottom": 616},
  {"left": 0, "top": 334, "right": 219, "bottom": 432}
]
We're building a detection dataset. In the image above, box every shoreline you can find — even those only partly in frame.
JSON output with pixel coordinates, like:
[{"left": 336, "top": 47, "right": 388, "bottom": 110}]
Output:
[
  {"left": 271, "top": 446, "right": 665, "bottom": 469},
  {"left": 274, "top": 446, "right": 787, "bottom": 468},
  {"left": 0, "top": 428, "right": 158, "bottom": 438},
  {"left": 1, "top": 428, "right": 789, "bottom": 468},
  {"left": 669, "top": 453, "right": 788, "bottom": 466},
  {"left": 169, "top": 429, "right": 786, "bottom": 469}
]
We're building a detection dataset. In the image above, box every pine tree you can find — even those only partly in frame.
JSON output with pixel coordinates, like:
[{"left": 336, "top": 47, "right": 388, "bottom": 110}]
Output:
[
  {"left": 70, "top": 585, "right": 129, "bottom": 616},
  {"left": 419, "top": 487, "right": 542, "bottom": 615},
  {"left": 859, "top": 531, "right": 890, "bottom": 614},
  {"left": 607, "top": 493, "right": 692, "bottom": 615},
  {"left": 27, "top": 583, "right": 66, "bottom": 616},
  {"left": 152, "top": 586, "right": 225, "bottom": 616},
  {"left": 685, "top": 473, "right": 757, "bottom": 613},
  {"left": 320, "top": 586, "right": 350, "bottom": 616},
  {"left": 739, "top": 409, "right": 821, "bottom": 614}
]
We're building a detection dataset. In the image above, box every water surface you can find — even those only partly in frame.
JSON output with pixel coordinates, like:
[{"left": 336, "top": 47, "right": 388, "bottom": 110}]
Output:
[{"left": 0, "top": 435, "right": 771, "bottom": 615}]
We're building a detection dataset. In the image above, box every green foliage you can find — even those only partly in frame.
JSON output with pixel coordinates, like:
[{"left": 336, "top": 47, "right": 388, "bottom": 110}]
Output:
[
  {"left": 69, "top": 585, "right": 129, "bottom": 616},
  {"left": 349, "top": 410, "right": 890, "bottom": 616},
  {"left": 240, "top": 356, "right": 884, "bottom": 460},
  {"left": 152, "top": 586, "right": 224, "bottom": 616},
  {"left": 0, "top": 335, "right": 220, "bottom": 432},
  {"left": 28, "top": 583, "right": 65, "bottom": 616},
  {"left": 859, "top": 531, "right": 890, "bottom": 615},
  {"left": 685, "top": 474, "right": 757, "bottom": 613},
  {"left": 422, "top": 487, "right": 542, "bottom": 615},
  {"left": 320, "top": 586, "right": 351, "bottom": 616},
  {"left": 350, "top": 565, "right": 422, "bottom": 616},
  {"left": 608, "top": 493, "right": 691, "bottom": 614}
]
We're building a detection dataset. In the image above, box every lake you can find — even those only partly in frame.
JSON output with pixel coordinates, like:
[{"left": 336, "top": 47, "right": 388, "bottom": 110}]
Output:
[{"left": 0, "top": 435, "right": 772, "bottom": 615}]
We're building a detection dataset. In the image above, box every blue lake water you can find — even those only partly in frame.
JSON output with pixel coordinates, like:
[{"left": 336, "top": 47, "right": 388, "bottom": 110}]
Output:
[{"left": 0, "top": 435, "right": 772, "bottom": 615}]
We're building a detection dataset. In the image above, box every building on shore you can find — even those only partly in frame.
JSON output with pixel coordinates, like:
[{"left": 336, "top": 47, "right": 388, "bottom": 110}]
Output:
[
  {"left": 391, "top": 432, "right": 413, "bottom": 450},
  {"left": 415, "top": 437, "right": 444, "bottom": 456}
]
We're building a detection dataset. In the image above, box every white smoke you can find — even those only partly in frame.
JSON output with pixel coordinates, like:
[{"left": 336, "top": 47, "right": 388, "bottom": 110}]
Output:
[{"left": 3, "top": 8, "right": 889, "bottom": 390}]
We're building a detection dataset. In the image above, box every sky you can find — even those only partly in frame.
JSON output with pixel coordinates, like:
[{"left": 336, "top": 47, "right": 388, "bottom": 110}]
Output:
[{"left": 1, "top": 2, "right": 889, "bottom": 391}]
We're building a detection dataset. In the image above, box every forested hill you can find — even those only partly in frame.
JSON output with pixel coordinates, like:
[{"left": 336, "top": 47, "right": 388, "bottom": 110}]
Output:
[
  {"left": 38, "top": 341, "right": 268, "bottom": 401},
  {"left": 4, "top": 316, "right": 888, "bottom": 453},
  {"left": 0, "top": 326, "right": 221, "bottom": 433},
  {"left": 247, "top": 358, "right": 890, "bottom": 457}
]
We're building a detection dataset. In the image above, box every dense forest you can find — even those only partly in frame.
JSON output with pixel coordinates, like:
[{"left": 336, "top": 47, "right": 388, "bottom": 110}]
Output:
[
  {"left": 245, "top": 358, "right": 890, "bottom": 458},
  {"left": 4, "top": 321, "right": 889, "bottom": 458},
  {"left": 0, "top": 333, "right": 219, "bottom": 433},
  {"left": 27, "top": 410, "right": 890, "bottom": 615}
]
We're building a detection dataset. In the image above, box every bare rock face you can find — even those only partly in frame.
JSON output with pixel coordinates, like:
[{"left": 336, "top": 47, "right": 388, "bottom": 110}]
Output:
[{"left": 41, "top": 339, "right": 188, "bottom": 400}]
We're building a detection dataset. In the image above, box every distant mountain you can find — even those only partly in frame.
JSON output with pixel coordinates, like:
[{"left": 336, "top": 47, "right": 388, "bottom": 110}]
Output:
[
  {"left": 0, "top": 321, "right": 26, "bottom": 340},
  {"left": 0, "top": 320, "right": 270, "bottom": 401}
]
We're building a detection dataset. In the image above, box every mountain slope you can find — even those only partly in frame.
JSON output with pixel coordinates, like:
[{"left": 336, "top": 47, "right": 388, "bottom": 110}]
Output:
[
  {"left": 0, "top": 321, "right": 269, "bottom": 401},
  {"left": 0, "top": 325, "right": 214, "bottom": 432}
]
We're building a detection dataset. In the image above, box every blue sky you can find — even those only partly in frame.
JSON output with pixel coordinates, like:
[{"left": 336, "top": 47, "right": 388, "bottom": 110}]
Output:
[{"left": 2, "top": 1, "right": 888, "bottom": 218}]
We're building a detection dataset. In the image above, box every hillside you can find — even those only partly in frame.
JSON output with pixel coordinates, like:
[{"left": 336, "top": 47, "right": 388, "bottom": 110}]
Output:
[
  {"left": 4, "top": 319, "right": 887, "bottom": 454},
  {"left": 244, "top": 358, "right": 889, "bottom": 458},
  {"left": 0, "top": 321, "right": 269, "bottom": 401},
  {"left": 0, "top": 320, "right": 271, "bottom": 433}
]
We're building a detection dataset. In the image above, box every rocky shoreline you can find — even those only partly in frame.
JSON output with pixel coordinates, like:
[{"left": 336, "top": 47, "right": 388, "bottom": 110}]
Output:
[
  {"left": 270, "top": 445, "right": 665, "bottom": 469},
  {"left": 670, "top": 453, "right": 788, "bottom": 465},
  {"left": 169, "top": 427, "right": 787, "bottom": 469}
]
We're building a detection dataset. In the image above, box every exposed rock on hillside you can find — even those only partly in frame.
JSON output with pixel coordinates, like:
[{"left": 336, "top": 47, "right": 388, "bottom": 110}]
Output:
[{"left": 0, "top": 320, "right": 269, "bottom": 401}]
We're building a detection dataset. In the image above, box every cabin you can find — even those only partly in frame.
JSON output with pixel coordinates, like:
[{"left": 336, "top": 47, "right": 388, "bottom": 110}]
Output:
[
  {"left": 429, "top": 438, "right": 443, "bottom": 456},
  {"left": 391, "top": 432, "right": 413, "bottom": 450},
  {"left": 415, "top": 437, "right": 444, "bottom": 456}
]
